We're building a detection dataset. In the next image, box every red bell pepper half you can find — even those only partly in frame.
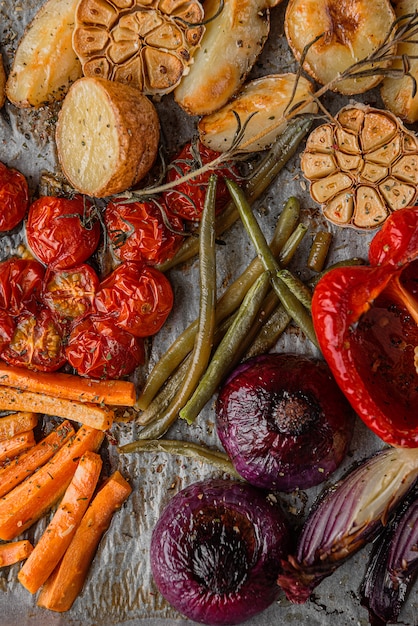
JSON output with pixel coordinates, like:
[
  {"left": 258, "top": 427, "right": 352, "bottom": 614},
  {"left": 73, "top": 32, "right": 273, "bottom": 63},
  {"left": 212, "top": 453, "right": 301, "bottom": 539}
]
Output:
[{"left": 312, "top": 207, "right": 418, "bottom": 448}]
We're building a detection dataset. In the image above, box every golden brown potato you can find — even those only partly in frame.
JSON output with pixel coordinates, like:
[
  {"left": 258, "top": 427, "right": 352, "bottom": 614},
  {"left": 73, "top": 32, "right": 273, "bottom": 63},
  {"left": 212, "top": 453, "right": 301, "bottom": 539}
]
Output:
[
  {"left": 198, "top": 74, "right": 318, "bottom": 153},
  {"left": 285, "top": 0, "right": 396, "bottom": 95},
  {"left": 0, "top": 55, "right": 6, "bottom": 108},
  {"left": 6, "top": 0, "right": 82, "bottom": 108},
  {"left": 381, "top": 0, "right": 418, "bottom": 123},
  {"left": 174, "top": 0, "right": 283, "bottom": 116},
  {"left": 55, "top": 77, "right": 160, "bottom": 198}
]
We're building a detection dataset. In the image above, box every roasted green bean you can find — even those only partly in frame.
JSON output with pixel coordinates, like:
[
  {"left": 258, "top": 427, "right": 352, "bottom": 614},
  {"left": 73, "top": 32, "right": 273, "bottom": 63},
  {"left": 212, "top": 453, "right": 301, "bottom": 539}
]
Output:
[
  {"left": 277, "top": 269, "right": 313, "bottom": 311},
  {"left": 307, "top": 231, "right": 333, "bottom": 272}
]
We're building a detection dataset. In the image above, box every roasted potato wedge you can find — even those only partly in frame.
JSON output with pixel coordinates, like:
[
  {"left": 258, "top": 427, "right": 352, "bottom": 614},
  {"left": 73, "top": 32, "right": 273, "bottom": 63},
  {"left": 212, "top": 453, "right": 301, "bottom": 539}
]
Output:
[
  {"left": 0, "top": 55, "right": 5, "bottom": 108},
  {"left": 56, "top": 77, "right": 160, "bottom": 198},
  {"left": 6, "top": 0, "right": 82, "bottom": 108},
  {"left": 285, "top": 0, "right": 396, "bottom": 95},
  {"left": 381, "top": 1, "right": 418, "bottom": 123},
  {"left": 198, "top": 73, "right": 318, "bottom": 153},
  {"left": 174, "top": 0, "right": 283, "bottom": 116}
]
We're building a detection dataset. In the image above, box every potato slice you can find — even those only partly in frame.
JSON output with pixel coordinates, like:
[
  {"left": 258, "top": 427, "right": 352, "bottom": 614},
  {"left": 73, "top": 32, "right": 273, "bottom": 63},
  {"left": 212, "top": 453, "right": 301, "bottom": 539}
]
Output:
[
  {"left": 174, "top": 0, "right": 283, "bottom": 116},
  {"left": 0, "top": 55, "right": 5, "bottom": 109},
  {"left": 55, "top": 77, "right": 160, "bottom": 198},
  {"left": 381, "top": 0, "right": 418, "bottom": 123},
  {"left": 5, "top": 0, "right": 82, "bottom": 108},
  {"left": 285, "top": 0, "right": 396, "bottom": 95},
  {"left": 198, "top": 73, "right": 317, "bottom": 152}
]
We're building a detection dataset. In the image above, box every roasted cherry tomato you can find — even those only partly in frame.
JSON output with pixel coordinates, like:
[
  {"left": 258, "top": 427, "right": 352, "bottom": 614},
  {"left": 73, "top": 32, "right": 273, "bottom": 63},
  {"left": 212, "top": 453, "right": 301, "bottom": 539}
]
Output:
[
  {"left": 66, "top": 313, "right": 145, "bottom": 379},
  {"left": 94, "top": 261, "right": 173, "bottom": 337},
  {"left": 162, "top": 141, "right": 239, "bottom": 221},
  {"left": 0, "top": 310, "right": 16, "bottom": 353},
  {"left": 26, "top": 195, "right": 101, "bottom": 269},
  {"left": 0, "top": 162, "right": 29, "bottom": 231},
  {"left": 42, "top": 264, "right": 100, "bottom": 322},
  {"left": 0, "top": 257, "right": 44, "bottom": 315},
  {"left": 105, "top": 198, "right": 184, "bottom": 265},
  {"left": 2, "top": 308, "right": 67, "bottom": 372}
]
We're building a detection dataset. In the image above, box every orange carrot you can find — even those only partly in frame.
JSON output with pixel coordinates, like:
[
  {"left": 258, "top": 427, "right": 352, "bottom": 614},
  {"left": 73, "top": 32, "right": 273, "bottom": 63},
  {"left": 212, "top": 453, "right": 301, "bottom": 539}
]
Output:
[
  {"left": 37, "top": 470, "right": 132, "bottom": 612},
  {"left": 0, "top": 412, "right": 38, "bottom": 440},
  {"left": 0, "top": 420, "right": 75, "bottom": 498},
  {"left": 0, "top": 430, "right": 35, "bottom": 464},
  {"left": 0, "top": 387, "right": 114, "bottom": 431},
  {"left": 18, "top": 450, "right": 103, "bottom": 593},
  {"left": 0, "top": 364, "right": 136, "bottom": 406},
  {"left": 0, "top": 425, "right": 104, "bottom": 541},
  {"left": 0, "top": 540, "right": 33, "bottom": 567}
]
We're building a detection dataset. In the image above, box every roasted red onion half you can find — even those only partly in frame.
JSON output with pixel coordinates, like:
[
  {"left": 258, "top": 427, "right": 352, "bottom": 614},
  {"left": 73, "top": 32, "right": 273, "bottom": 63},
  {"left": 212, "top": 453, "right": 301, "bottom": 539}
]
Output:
[
  {"left": 150, "top": 478, "right": 290, "bottom": 625},
  {"left": 360, "top": 483, "right": 418, "bottom": 625},
  {"left": 277, "top": 447, "right": 418, "bottom": 604},
  {"left": 216, "top": 354, "right": 354, "bottom": 492}
]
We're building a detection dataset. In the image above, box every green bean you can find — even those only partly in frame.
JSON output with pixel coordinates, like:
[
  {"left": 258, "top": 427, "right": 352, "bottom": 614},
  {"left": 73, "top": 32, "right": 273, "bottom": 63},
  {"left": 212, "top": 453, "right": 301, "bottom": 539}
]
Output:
[
  {"left": 277, "top": 269, "right": 313, "bottom": 311},
  {"left": 245, "top": 303, "right": 291, "bottom": 359},
  {"left": 137, "top": 175, "right": 217, "bottom": 439},
  {"left": 119, "top": 438, "right": 242, "bottom": 479},
  {"left": 135, "top": 196, "right": 301, "bottom": 411},
  {"left": 226, "top": 178, "right": 319, "bottom": 348},
  {"left": 180, "top": 271, "right": 271, "bottom": 424},
  {"left": 307, "top": 231, "right": 333, "bottom": 272},
  {"left": 278, "top": 223, "right": 307, "bottom": 267},
  {"left": 158, "top": 116, "right": 312, "bottom": 272}
]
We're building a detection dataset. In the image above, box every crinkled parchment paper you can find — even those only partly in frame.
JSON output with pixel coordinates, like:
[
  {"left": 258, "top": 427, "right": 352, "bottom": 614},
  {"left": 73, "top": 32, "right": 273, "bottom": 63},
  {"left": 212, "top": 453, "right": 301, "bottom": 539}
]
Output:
[{"left": 0, "top": 1, "right": 416, "bottom": 625}]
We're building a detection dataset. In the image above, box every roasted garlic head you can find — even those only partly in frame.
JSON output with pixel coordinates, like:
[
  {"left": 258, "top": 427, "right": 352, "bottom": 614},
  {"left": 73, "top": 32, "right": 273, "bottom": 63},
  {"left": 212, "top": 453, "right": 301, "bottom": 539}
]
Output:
[
  {"left": 73, "top": 0, "right": 205, "bottom": 96},
  {"left": 301, "top": 104, "right": 418, "bottom": 229}
]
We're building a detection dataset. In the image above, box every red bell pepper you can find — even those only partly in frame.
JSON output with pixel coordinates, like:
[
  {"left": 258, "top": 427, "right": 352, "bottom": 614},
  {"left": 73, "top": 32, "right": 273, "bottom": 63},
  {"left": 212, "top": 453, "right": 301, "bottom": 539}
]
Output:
[{"left": 312, "top": 206, "right": 418, "bottom": 448}]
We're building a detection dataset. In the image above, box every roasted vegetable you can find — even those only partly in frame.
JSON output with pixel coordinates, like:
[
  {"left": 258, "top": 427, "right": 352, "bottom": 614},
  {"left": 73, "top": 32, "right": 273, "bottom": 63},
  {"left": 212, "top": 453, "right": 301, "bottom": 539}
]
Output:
[
  {"left": 150, "top": 478, "right": 290, "bottom": 625},
  {"left": 174, "top": 0, "right": 283, "bottom": 116},
  {"left": 216, "top": 354, "right": 354, "bottom": 492},
  {"left": 285, "top": 0, "right": 396, "bottom": 95},
  {"left": 55, "top": 76, "right": 160, "bottom": 197},
  {"left": 198, "top": 73, "right": 317, "bottom": 153},
  {"left": 0, "top": 55, "right": 5, "bottom": 108},
  {"left": 311, "top": 206, "right": 418, "bottom": 447},
  {"left": 72, "top": 0, "right": 205, "bottom": 96},
  {"left": 300, "top": 103, "right": 418, "bottom": 229},
  {"left": 5, "top": 0, "right": 82, "bottom": 107},
  {"left": 278, "top": 447, "right": 418, "bottom": 604}
]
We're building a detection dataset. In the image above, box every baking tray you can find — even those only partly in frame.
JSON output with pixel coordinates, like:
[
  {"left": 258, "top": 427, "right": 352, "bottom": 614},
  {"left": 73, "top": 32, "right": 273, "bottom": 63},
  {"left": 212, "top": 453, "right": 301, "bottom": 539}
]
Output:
[{"left": 0, "top": 1, "right": 416, "bottom": 625}]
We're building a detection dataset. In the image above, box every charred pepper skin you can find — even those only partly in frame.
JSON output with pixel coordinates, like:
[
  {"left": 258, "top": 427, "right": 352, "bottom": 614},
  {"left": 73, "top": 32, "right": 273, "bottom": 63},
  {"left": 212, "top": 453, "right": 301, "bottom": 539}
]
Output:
[{"left": 312, "top": 206, "right": 418, "bottom": 448}]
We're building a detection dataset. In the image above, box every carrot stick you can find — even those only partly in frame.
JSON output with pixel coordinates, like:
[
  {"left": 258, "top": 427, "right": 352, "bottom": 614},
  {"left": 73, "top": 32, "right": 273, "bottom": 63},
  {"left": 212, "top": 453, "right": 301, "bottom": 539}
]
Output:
[
  {"left": 0, "top": 425, "right": 104, "bottom": 541},
  {"left": 0, "top": 430, "right": 35, "bottom": 464},
  {"left": 0, "top": 420, "right": 75, "bottom": 498},
  {"left": 0, "top": 364, "right": 136, "bottom": 406},
  {"left": 18, "top": 450, "right": 103, "bottom": 593},
  {"left": 0, "top": 412, "right": 38, "bottom": 440},
  {"left": 0, "top": 540, "right": 33, "bottom": 567},
  {"left": 0, "top": 387, "right": 114, "bottom": 431},
  {"left": 37, "top": 470, "right": 132, "bottom": 612}
]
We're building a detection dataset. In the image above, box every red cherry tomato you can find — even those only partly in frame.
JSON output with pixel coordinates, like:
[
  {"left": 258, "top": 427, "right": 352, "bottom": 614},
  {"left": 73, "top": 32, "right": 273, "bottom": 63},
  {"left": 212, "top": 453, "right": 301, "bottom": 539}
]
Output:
[
  {"left": 105, "top": 198, "right": 184, "bottom": 265},
  {"left": 162, "top": 141, "right": 239, "bottom": 221},
  {"left": 0, "top": 258, "right": 45, "bottom": 315},
  {"left": 42, "top": 264, "right": 100, "bottom": 322},
  {"left": 26, "top": 195, "right": 101, "bottom": 269},
  {"left": 94, "top": 261, "right": 173, "bottom": 337},
  {"left": 0, "top": 162, "right": 29, "bottom": 231},
  {"left": 2, "top": 308, "right": 67, "bottom": 372},
  {"left": 0, "top": 310, "right": 16, "bottom": 353},
  {"left": 66, "top": 314, "right": 145, "bottom": 379}
]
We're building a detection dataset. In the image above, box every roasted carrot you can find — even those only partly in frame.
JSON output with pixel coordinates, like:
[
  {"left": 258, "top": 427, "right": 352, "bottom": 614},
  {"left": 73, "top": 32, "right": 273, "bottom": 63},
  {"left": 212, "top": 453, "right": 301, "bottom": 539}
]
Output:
[
  {"left": 0, "top": 430, "right": 35, "bottom": 464},
  {"left": 37, "top": 470, "right": 132, "bottom": 612},
  {"left": 18, "top": 450, "right": 103, "bottom": 593},
  {"left": 0, "top": 420, "right": 75, "bottom": 498},
  {"left": 0, "top": 387, "right": 114, "bottom": 431},
  {"left": 0, "top": 540, "right": 33, "bottom": 567},
  {"left": 0, "top": 412, "right": 38, "bottom": 440},
  {"left": 0, "top": 425, "right": 104, "bottom": 541},
  {"left": 0, "top": 364, "right": 136, "bottom": 406}
]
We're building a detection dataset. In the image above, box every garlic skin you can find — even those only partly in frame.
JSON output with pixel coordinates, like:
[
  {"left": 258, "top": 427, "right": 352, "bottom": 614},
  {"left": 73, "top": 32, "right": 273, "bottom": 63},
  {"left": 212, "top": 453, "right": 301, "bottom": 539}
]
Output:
[{"left": 277, "top": 447, "right": 418, "bottom": 604}]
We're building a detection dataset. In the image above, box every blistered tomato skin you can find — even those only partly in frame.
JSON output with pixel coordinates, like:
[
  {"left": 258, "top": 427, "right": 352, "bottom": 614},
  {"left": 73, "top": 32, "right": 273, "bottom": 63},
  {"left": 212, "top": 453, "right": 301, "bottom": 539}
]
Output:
[
  {"left": 0, "top": 258, "right": 45, "bottom": 315},
  {"left": 104, "top": 199, "right": 184, "bottom": 265},
  {"left": 150, "top": 479, "right": 290, "bottom": 626},
  {"left": 216, "top": 354, "right": 355, "bottom": 492},
  {"left": 0, "top": 162, "right": 29, "bottom": 232},
  {"left": 26, "top": 195, "right": 101, "bottom": 269},
  {"left": 42, "top": 264, "right": 100, "bottom": 322}
]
